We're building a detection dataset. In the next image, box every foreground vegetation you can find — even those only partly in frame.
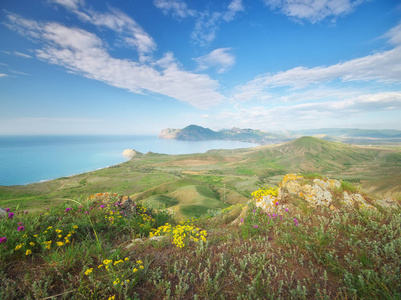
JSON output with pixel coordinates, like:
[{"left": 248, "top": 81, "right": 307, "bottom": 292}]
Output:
[{"left": 1, "top": 182, "right": 401, "bottom": 299}]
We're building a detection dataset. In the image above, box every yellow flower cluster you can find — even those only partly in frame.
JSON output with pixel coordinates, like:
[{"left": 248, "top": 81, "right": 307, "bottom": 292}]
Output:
[
  {"left": 150, "top": 222, "right": 207, "bottom": 248},
  {"left": 251, "top": 186, "right": 279, "bottom": 199},
  {"left": 84, "top": 268, "right": 93, "bottom": 276}
]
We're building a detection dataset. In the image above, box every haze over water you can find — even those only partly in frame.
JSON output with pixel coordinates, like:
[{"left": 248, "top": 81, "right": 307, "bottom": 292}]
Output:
[{"left": 0, "top": 135, "right": 257, "bottom": 186}]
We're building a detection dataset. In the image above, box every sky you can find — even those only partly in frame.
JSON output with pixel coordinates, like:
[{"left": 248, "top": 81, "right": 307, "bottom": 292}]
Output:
[{"left": 1, "top": 0, "right": 401, "bottom": 135}]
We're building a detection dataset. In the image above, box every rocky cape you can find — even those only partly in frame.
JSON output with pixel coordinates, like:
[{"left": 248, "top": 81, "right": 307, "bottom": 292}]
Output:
[{"left": 158, "top": 124, "right": 287, "bottom": 145}]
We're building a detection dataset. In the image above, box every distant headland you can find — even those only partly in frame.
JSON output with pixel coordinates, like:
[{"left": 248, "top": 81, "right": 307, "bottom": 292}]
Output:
[{"left": 159, "top": 125, "right": 401, "bottom": 145}]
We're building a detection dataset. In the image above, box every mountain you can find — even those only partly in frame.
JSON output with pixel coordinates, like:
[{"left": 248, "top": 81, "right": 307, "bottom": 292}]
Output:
[
  {"left": 159, "top": 125, "right": 221, "bottom": 141},
  {"left": 160, "top": 125, "right": 401, "bottom": 145},
  {"left": 159, "top": 125, "right": 288, "bottom": 144}
]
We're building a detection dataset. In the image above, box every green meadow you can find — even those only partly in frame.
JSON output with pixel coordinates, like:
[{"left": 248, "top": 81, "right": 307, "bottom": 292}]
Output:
[{"left": 1, "top": 137, "right": 400, "bottom": 218}]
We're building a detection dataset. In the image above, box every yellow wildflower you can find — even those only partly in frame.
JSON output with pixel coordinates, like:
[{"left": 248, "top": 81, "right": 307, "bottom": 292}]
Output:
[
  {"left": 84, "top": 268, "right": 93, "bottom": 276},
  {"left": 26, "top": 249, "right": 32, "bottom": 255}
]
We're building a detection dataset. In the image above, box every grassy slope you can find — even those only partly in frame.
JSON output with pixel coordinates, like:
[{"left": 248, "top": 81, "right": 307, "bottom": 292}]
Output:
[
  {"left": 1, "top": 137, "right": 401, "bottom": 216},
  {"left": 1, "top": 178, "right": 401, "bottom": 299}
]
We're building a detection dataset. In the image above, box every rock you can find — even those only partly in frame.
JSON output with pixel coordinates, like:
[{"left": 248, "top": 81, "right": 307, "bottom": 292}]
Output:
[
  {"left": 119, "top": 195, "right": 136, "bottom": 215},
  {"left": 232, "top": 173, "right": 401, "bottom": 226},
  {"left": 123, "top": 149, "right": 140, "bottom": 158},
  {"left": 0, "top": 207, "right": 7, "bottom": 219}
]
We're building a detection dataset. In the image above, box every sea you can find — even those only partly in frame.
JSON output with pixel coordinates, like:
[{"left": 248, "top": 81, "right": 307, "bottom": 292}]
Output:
[{"left": 0, "top": 135, "right": 257, "bottom": 186}]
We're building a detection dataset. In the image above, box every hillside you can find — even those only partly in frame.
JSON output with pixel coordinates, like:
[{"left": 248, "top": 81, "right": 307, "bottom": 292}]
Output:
[
  {"left": 1, "top": 137, "right": 400, "bottom": 219},
  {"left": 1, "top": 173, "right": 400, "bottom": 299}
]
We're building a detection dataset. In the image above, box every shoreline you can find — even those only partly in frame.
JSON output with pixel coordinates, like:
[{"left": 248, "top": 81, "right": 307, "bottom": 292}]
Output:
[{"left": 0, "top": 139, "right": 260, "bottom": 187}]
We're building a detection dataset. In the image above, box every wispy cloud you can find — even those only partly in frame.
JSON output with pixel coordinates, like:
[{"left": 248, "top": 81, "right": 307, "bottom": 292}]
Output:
[
  {"left": 213, "top": 91, "right": 401, "bottom": 129},
  {"left": 10, "top": 70, "right": 30, "bottom": 76},
  {"left": 223, "top": 0, "right": 245, "bottom": 22},
  {"left": 233, "top": 21, "right": 401, "bottom": 102},
  {"left": 14, "top": 51, "right": 32, "bottom": 58},
  {"left": 48, "top": 0, "right": 156, "bottom": 55},
  {"left": 263, "top": 0, "right": 367, "bottom": 23},
  {"left": 5, "top": 12, "right": 225, "bottom": 108},
  {"left": 192, "top": 0, "right": 244, "bottom": 46},
  {"left": 194, "top": 47, "right": 235, "bottom": 73},
  {"left": 2, "top": 50, "right": 33, "bottom": 58},
  {"left": 0, "top": 73, "right": 8, "bottom": 77},
  {"left": 153, "top": 0, "right": 196, "bottom": 18},
  {"left": 48, "top": 0, "right": 83, "bottom": 11}
]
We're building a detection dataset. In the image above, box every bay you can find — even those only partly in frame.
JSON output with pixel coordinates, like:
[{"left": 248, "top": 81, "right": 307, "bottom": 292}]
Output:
[{"left": 0, "top": 135, "right": 257, "bottom": 186}]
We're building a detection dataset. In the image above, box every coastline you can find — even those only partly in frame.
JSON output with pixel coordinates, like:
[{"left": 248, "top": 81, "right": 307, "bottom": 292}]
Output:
[{"left": 0, "top": 136, "right": 259, "bottom": 187}]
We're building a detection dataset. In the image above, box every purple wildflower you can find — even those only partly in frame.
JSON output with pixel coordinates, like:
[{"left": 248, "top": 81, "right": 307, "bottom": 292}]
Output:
[
  {"left": 65, "top": 207, "right": 72, "bottom": 212},
  {"left": 8, "top": 212, "right": 14, "bottom": 219},
  {"left": 89, "top": 207, "right": 93, "bottom": 210},
  {"left": 17, "top": 226, "right": 25, "bottom": 232},
  {"left": 253, "top": 210, "right": 255, "bottom": 213},
  {"left": 18, "top": 222, "right": 23, "bottom": 226},
  {"left": 240, "top": 218, "right": 244, "bottom": 223},
  {"left": 275, "top": 202, "right": 279, "bottom": 206},
  {"left": 254, "top": 225, "right": 258, "bottom": 228},
  {"left": 100, "top": 205, "right": 105, "bottom": 209},
  {"left": 79, "top": 205, "right": 83, "bottom": 209},
  {"left": 5, "top": 208, "right": 10, "bottom": 212},
  {"left": 84, "top": 211, "right": 89, "bottom": 214},
  {"left": 115, "top": 202, "right": 119, "bottom": 206},
  {"left": 24, "top": 211, "right": 28, "bottom": 214},
  {"left": 0, "top": 237, "right": 7, "bottom": 243},
  {"left": 285, "top": 208, "right": 289, "bottom": 212}
]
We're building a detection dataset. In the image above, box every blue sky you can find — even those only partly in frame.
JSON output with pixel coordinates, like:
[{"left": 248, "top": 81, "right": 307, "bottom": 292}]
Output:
[{"left": 1, "top": 0, "right": 401, "bottom": 135}]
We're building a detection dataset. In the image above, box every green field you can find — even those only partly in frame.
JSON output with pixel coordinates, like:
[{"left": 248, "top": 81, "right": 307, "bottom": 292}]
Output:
[{"left": 1, "top": 136, "right": 401, "bottom": 218}]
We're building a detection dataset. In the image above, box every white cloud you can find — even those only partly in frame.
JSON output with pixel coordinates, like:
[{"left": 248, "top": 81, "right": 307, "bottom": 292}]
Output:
[
  {"left": 48, "top": 1, "right": 156, "bottom": 54},
  {"left": 153, "top": 0, "right": 196, "bottom": 18},
  {"left": 5, "top": 13, "right": 225, "bottom": 108},
  {"left": 194, "top": 47, "right": 235, "bottom": 73},
  {"left": 213, "top": 91, "right": 401, "bottom": 130},
  {"left": 192, "top": 0, "right": 244, "bottom": 46},
  {"left": 223, "top": 0, "right": 245, "bottom": 21},
  {"left": 0, "top": 73, "right": 8, "bottom": 77},
  {"left": 234, "top": 47, "right": 401, "bottom": 101},
  {"left": 48, "top": 0, "right": 83, "bottom": 11},
  {"left": 263, "top": 0, "right": 367, "bottom": 23},
  {"left": 14, "top": 51, "right": 32, "bottom": 58}
]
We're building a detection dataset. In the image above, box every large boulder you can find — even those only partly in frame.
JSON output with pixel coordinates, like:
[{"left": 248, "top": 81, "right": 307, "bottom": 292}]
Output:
[{"left": 232, "top": 173, "right": 399, "bottom": 225}]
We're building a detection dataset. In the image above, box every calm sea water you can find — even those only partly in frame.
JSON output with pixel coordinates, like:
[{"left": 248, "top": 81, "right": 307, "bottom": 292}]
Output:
[{"left": 0, "top": 135, "right": 257, "bottom": 186}]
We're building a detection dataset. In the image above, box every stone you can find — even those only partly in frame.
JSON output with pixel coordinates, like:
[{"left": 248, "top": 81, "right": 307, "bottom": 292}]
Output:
[
  {"left": 0, "top": 207, "right": 7, "bottom": 219},
  {"left": 123, "top": 149, "right": 139, "bottom": 158}
]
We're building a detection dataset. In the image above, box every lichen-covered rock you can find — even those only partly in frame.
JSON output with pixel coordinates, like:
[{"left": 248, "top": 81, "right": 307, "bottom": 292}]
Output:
[
  {"left": 232, "top": 173, "right": 400, "bottom": 226},
  {"left": 341, "top": 191, "right": 375, "bottom": 210},
  {"left": 280, "top": 177, "right": 341, "bottom": 207}
]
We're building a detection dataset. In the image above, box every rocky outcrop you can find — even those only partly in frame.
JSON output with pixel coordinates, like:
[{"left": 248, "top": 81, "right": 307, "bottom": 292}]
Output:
[
  {"left": 123, "top": 149, "right": 141, "bottom": 158},
  {"left": 158, "top": 128, "right": 180, "bottom": 139},
  {"left": 232, "top": 173, "right": 400, "bottom": 225}
]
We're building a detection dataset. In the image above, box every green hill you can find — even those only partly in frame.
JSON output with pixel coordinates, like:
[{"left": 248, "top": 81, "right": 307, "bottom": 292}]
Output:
[{"left": 1, "top": 137, "right": 400, "bottom": 216}]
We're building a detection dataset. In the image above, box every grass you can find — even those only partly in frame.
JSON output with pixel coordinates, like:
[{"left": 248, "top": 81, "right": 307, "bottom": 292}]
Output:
[
  {"left": 1, "top": 184, "right": 401, "bottom": 299},
  {"left": 2, "top": 137, "right": 401, "bottom": 214}
]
